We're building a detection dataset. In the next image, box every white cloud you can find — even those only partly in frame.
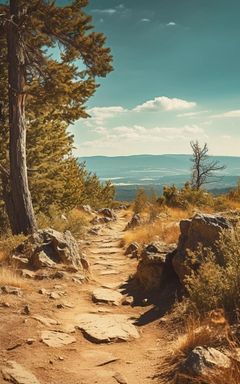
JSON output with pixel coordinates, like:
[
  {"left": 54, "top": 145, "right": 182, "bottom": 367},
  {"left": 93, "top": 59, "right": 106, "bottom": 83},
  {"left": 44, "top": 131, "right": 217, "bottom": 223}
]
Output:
[
  {"left": 141, "top": 18, "right": 151, "bottom": 22},
  {"left": 75, "top": 123, "right": 208, "bottom": 156},
  {"left": 92, "top": 9, "right": 116, "bottom": 15},
  {"left": 212, "top": 110, "right": 240, "bottom": 118},
  {"left": 177, "top": 110, "right": 209, "bottom": 118},
  {"left": 87, "top": 106, "right": 127, "bottom": 125},
  {"left": 166, "top": 22, "right": 176, "bottom": 26},
  {"left": 133, "top": 96, "right": 196, "bottom": 112}
]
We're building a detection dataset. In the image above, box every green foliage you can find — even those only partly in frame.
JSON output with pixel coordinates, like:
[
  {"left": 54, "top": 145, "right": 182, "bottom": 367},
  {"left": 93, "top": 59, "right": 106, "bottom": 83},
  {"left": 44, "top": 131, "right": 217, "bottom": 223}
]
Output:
[
  {"left": 0, "top": 0, "right": 114, "bottom": 232},
  {"left": 133, "top": 188, "right": 148, "bottom": 214},
  {"left": 159, "top": 183, "right": 214, "bottom": 209},
  {"left": 37, "top": 205, "right": 89, "bottom": 238},
  {"left": 185, "top": 229, "right": 240, "bottom": 317}
]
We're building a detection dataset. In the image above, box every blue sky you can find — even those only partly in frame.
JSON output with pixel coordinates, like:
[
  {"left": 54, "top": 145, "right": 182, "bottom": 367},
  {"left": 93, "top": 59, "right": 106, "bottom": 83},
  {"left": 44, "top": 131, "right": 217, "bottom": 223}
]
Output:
[{"left": 67, "top": 0, "right": 240, "bottom": 156}]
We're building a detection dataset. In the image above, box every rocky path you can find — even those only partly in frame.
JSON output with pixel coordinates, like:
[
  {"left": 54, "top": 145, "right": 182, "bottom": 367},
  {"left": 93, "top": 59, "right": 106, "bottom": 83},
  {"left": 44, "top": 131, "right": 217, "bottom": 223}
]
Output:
[{"left": 0, "top": 212, "right": 169, "bottom": 384}]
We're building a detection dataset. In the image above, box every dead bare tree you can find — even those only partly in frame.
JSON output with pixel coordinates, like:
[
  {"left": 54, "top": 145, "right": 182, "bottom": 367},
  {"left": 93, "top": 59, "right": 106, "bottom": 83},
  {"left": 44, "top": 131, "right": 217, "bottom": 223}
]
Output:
[{"left": 190, "top": 141, "right": 226, "bottom": 190}]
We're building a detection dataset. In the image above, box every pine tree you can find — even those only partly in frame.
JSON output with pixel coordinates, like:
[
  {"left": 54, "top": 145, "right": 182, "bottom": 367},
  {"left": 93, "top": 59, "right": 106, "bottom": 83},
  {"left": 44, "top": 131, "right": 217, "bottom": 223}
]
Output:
[{"left": 0, "top": 0, "right": 113, "bottom": 234}]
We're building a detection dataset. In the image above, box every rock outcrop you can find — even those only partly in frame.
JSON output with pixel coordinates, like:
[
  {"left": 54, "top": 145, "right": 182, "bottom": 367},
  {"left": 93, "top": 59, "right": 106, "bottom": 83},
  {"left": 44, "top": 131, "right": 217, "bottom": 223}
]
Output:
[
  {"left": 14, "top": 229, "right": 89, "bottom": 272},
  {"left": 135, "top": 242, "right": 176, "bottom": 291},
  {"left": 172, "top": 213, "right": 232, "bottom": 283}
]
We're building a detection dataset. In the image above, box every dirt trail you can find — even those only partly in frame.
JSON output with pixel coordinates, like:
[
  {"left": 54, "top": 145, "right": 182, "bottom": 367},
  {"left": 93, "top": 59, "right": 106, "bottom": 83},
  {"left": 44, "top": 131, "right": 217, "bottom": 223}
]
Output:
[{"left": 0, "top": 212, "right": 170, "bottom": 384}]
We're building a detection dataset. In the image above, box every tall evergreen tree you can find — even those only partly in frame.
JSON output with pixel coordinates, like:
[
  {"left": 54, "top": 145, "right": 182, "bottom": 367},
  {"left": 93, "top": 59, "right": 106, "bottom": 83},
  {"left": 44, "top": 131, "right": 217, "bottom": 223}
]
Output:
[{"left": 0, "top": 0, "right": 113, "bottom": 234}]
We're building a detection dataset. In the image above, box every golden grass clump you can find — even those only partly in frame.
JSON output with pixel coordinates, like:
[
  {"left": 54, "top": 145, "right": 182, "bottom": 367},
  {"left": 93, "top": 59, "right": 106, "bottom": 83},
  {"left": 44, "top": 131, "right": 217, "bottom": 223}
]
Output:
[
  {"left": 0, "top": 234, "right": 27, "bottom": 263},
  {"left": 123, "top": 219, "right": 180, "bottom": 247},
  {"left": 0, "top": 267, "right": 28, "bottom": 288},
  {"left": 160, "top": 312, "right": 236, "bottom": 384}
]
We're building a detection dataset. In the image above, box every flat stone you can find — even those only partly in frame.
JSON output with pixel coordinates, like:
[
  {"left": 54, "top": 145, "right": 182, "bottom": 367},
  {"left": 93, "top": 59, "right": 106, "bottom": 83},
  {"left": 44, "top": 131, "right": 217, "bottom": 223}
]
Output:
[
  {"left": 32, "top": 315, "right": 59, "bottom": 327},
  {"left": 41, "top": 331, "right": 76, "bottom": 347},
  {"left": 2, "top": 361, "right": 40, "bottom": 384},
  {"left": 92, "top": 288, "right": 123, "bottom": 306},
  {"left": 75, "top": 313, "right": 140, "bottom": 343}
]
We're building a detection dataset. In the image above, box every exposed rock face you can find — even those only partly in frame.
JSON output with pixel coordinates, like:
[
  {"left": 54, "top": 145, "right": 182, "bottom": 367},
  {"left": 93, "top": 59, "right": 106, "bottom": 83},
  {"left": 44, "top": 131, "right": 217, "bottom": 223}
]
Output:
[
  {"left": 172, "top": 214, "right": 232, "bottom": 283},
  {"left": 125, "top": 214, "right": 141, "bottom": 230},
  {"left": 182, "top": 346, "right": 231, "bottom": 377},
  {"left": 15, "top": 229, "right": 89, "bottom": 272},
  {"left": 2, "top": 361, "right": 41, "bottom": 384},
  {"left": 136, "top": 242, "right": 176, "bottom": 291}
]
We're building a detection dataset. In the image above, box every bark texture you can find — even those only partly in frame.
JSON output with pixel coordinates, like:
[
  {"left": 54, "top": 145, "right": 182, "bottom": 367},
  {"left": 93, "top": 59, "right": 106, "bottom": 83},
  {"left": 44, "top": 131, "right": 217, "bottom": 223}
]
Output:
[{"left": 7, "top": 0, "right": 37, "bottom": 234}]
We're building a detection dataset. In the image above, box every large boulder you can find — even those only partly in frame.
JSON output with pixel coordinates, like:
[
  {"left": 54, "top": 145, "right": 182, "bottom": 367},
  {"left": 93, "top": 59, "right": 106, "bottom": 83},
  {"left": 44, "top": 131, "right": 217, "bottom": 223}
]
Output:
[
  {"left": 15, "top": 229, "right": 89, "bottom": 272},
  {"left": 172, "top": 213, "right": 232, "bottom": 283},
  {"left": 135, "top": 242, "right": 176, "bottom": 291}
]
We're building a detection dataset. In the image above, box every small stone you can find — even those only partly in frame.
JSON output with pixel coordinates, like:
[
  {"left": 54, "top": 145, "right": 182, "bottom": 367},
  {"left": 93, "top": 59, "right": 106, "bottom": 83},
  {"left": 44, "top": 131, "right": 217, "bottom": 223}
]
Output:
[
  {"left": 26, "top": 338, "right": 35, "bottom": 345},
  {"left": 0, "top": 301, "right": 10, "bottom": 308},
  {"left": 113, "top": 372, "right": 128, "bottom": 384},
  {"left": 58, "top": 356, "right": 64, "bottom": 361},
  {"left": 1, "top": 285, "right": 23, "bottom": 297},
  {"left": 38, "top": 288, "right": 47, "bottom": 295},
  {"left": 142, "top": 298, "right": 149, "bottom": 306},
  {"left": 22, "top": 305, "right": 31, "bottom": 315},
  {"left": 54, "top": 285, "right": 64, "bottom": 290},
  {"left": 49, "top": 292, "right": 61, "bottom": 300},
  {"left": 51, "top": 271, "right": 66, "bottom": 279},
  {"left": 122, "top": 296, "right": 134, "bottom": 306}
]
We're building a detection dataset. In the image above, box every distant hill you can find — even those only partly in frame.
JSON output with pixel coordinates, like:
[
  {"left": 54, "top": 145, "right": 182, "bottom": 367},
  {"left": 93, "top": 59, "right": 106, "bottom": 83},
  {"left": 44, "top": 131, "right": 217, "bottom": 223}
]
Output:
[{"left": 78, "top": 154, "right": 240, "bottom": 201}]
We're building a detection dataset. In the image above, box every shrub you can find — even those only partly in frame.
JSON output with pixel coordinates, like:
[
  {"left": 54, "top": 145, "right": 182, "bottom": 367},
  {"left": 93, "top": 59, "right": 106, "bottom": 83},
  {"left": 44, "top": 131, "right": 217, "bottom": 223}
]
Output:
[
  {"left": 159, "top": 183, "right": 214, "bottom": 210},
  {"left": 37, "top": 205, "right": 90, "bottom": 238},
  {"left": 133, "top": 188, "right": 148, "bottom": 214},
  {"left": 185, "top": 228, "right": 240, "bottom": 317}
]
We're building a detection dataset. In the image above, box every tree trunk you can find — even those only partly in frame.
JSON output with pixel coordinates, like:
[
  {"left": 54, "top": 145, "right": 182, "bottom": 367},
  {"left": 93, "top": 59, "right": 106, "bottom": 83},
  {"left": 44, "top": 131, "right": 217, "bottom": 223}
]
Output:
[{"left": 7, "top": 0, "right": 37, "bottom": 235}]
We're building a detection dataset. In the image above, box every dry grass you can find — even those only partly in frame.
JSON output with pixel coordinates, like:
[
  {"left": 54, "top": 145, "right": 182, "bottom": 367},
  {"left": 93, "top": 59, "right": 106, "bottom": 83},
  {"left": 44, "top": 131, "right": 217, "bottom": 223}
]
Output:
[
  {"left": 123, "top": 220, "right": 180, "bottom": 247},
  {"left": 160, "top": 313, "right": 235, "bottom": 384},
  {"left": 0, "top": 266, "right": 28, "bottom": 288},
  {"left": 202, "top": 362, "right": 240, "bottom": 384},
  {"left": 0, "top": 234, "right": 27, "bottom": 264}
]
